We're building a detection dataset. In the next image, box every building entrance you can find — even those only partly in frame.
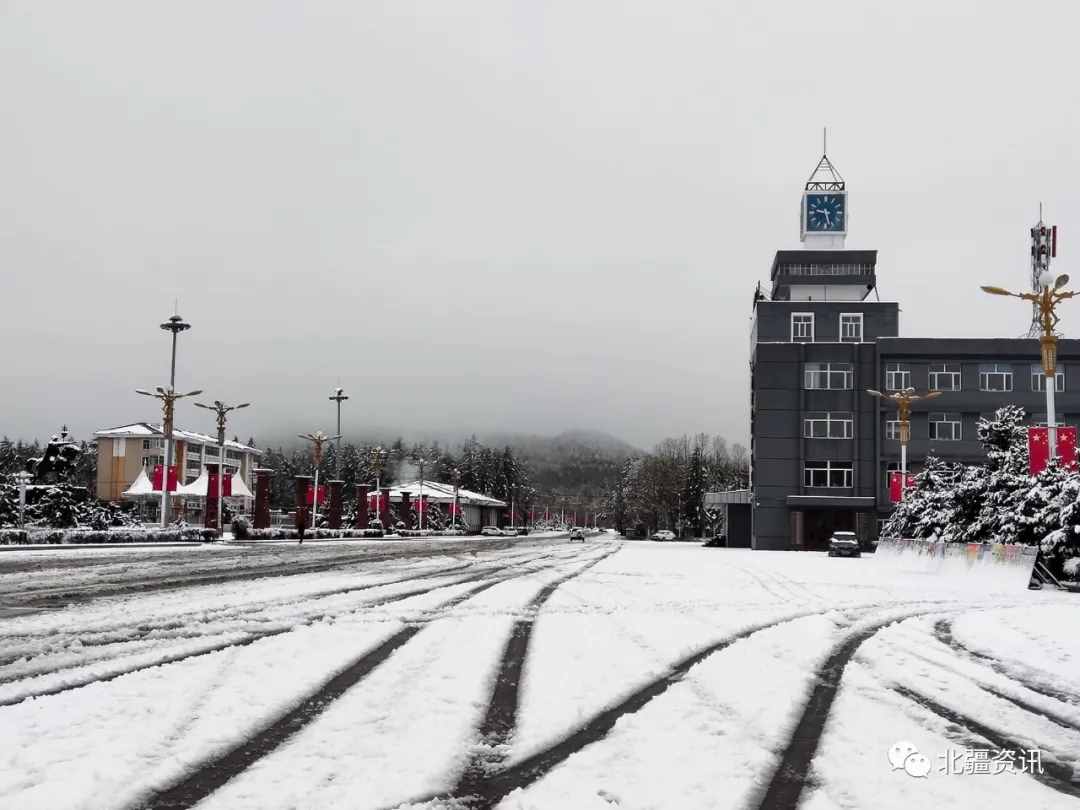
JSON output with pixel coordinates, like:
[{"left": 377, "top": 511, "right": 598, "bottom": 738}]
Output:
[{"left": 798, "top": 508, "right": 855, "bottom": 551}]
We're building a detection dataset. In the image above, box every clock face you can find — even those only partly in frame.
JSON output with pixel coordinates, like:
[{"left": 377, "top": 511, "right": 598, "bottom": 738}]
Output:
[{"left": 805, "top": 193, "right": 845, "bottom": 232}]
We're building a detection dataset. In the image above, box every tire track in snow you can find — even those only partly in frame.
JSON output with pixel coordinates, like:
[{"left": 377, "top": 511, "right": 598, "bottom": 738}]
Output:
[
  {"left": 451, "top": 545, "right": 622, "bottom": 803},
  {"left": 402, "top": 604, "right": 865, "bottom": 810},
  {"left": 753, "top": 608, "right": 957, "bottom": 810},
  {"left": 0, "top": 549, "right": 573, "bottom": 708},
  {"left": 127, "top": 549, "right": 591, "bottom": 810},
  {"left": 893, "top": 685, "right": 1080, "bottom": 798},
  {"left": 933, "top": 618, "right": 1080, "bottom": 708},
  {"left": 0, "top": 538, "right": 530, "bottom": 610}
]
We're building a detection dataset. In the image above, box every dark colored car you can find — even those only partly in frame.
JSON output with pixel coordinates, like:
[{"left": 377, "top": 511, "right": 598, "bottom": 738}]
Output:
[
  {"left": 569, "top": 528, "right": 585, "bottom": 542},
  {"left": 828, "top": 531, "right": 861, "bottom": 557}
]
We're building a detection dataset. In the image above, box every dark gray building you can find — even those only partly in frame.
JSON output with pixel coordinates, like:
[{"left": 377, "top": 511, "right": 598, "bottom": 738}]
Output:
[{"left": 733, "top": 152, "right": 1076, "bottom": 550}]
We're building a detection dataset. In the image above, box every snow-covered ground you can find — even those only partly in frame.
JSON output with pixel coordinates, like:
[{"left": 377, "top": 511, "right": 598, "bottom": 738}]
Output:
[{"left": 0, "top": 538, "right": 1076, "bottom": 809}]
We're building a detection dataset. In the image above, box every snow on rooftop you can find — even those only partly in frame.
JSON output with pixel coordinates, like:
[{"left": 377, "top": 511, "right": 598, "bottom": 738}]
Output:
[{"left": 95, "top": 423, "right": 261, "bottom": 454}]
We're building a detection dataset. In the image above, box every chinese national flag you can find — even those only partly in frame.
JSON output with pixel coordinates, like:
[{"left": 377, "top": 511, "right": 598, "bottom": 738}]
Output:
[
  {"left": 208, "top": 472, "right": 233, "bottom": 498},
  {"left": 888, "top": 472, "right": 917, "bottom": 503},
  {"left": 1057, "top": 426, "right": 1078, "bottom": 470},
  {"left": 1029, "top": 427, "right": 1050, "bottom": 475},
  {"left": 151, "top": 464, "right": 178, "bottom": 492},
  {"left": 306, "top": 484, "right": 326, "bottom": 505}
]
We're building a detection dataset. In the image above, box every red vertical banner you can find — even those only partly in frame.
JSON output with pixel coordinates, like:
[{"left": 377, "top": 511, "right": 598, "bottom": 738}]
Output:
[
  {"left": 1029, "top": 427, "right": 1050, "bottom": 475},
  {"left": 306, "top": 484, "right": 327, "bottom": 505},
  {"left": 1058, "top": 426, "right": 1078, "bottom": 470},
  {"left": 888, "top": 472, "right": 917, "bottom": 503},
  {"left": 208, "top": 471, "right": 219, "bottom": 501},
  {"left": 151, "top": 465, "right": 178, "bottom": 492}
]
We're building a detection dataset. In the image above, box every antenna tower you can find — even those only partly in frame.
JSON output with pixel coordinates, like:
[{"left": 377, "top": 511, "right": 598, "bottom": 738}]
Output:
[{"left": 1028, "top": 206, "right": 1059, "bottom": 336}]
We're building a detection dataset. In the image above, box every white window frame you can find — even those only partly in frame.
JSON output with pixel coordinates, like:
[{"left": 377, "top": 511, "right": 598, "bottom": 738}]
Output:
[
  {"left": 804, "top": 460, "right": 854, "bottom": 489},
  {"left": 1030, "top": 365, "right": 1065, "bottom": 393},
  {"left": 929, "top": 363, "right": 961, "bottom": 392},
  {"left": 791, "top": 312, "right": 814, "bottom": 343},
  {"left": 804, "top": 362, "right": 854, "bottom": 391},
  {"left": 885, "top": 363, "right": 911, "bottom": 391},
  {"left": 885, "top": 420, "right": 902, "bottom": 441},
  {"left": 803, "top": 411, "right": 854, "bottom": 439},
  {"left": 142, "top": 454, "right": 164, "bottom": 468},
  {"left": 928, "top": 412, "right": 962, "bottom": 441},
  {"left": 979, "top": 363, "right": 1013, "bottom": 392},
  {"left": 839, "top": 313, "right": 863, "bottom": 343}
]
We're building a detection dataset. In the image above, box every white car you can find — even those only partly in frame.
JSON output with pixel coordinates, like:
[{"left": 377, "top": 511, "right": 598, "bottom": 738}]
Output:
[
  {"left": 651, "top": 530, "right": 676, "bottom": 542},
  {"left": 481, "top": 526, "right": 502, "bottom": 537}
]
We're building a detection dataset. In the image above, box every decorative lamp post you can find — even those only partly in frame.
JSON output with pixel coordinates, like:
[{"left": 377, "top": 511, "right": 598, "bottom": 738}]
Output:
[
  {"left": 370, "top": 446, "right": 389, "bottom": 526},
  {"left": 328, "top": 387, "right": 349, "bottom": 479},
  {"left": 452, "top": 467, "right": 462, "bottom": 531},
  {"left": 15, "top": 471, "right": 32, "bottom": 529},
  {"left": 866, "top": 387, "right": 942, "bottom": 501},
  {"left": 298, "top": 430, "right": 340, "bottom": 527},
  {"left": 150, "top": 312, "right": 192, "bottom": 527},
  {"left": 982, "top": 273, "right": 1077, "bottom": 458},
  {"left": 411, "top": 448, "right": 437, "bottom": 532},
  {"left": 136, "top": 385, "right": 203, "bottom": 526},
  {"left": 194, "top": 399, "right": 250, "bottom": 535}
]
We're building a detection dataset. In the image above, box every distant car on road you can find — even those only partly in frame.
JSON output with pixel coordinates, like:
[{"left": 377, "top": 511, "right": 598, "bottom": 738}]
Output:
[
  {"left": 481, "top": 526, "right": 502, "bottom": 537},
  {"left": 828, "top": 531, "right": 861, "bottom": 557},
  {"left": 569, "top": 527, "right": 585, "bottom": 542},
  {"left": 651, "top": 530, "right": 676, "bottom": 542},
  {"left": 517, "top": 527, "right": 529, "bottom": 536}
]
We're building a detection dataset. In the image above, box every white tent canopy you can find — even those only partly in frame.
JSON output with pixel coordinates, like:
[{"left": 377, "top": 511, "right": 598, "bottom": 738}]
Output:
[
  {"left": 121, "top": 468, "right": 156, "bottom": 498},
  {"left": 375, "top": 480, "right": 506, "bottom": 508},
  {"left": 174, "top": 469, "right": 254, "bottom": 499}
]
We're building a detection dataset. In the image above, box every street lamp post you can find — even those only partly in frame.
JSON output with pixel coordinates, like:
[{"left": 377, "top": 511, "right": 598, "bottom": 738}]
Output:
[
  {"left": 328, "top": 388, "right": 348, "bottom": 479},
  {"left": 298, "top": 431, "right": 340, "bottom": 527},
  {"left": 866, "top": 387, "right": 942, "bottom": 501},
  {"left": 369, "top": 446, "right": 389, "bottom": 527},
  {"left": 452, "top": 467, "right": 462, "bottom": 531},
  {"left": 982, "top": 273, "right": 1077, "bottom": 458},
  {"left": 153, "top": 313, "right": 192, "bottom": 527},
  {"left": 15, "top": 471, "right": 32, "bottom": 529},
  {"left": 194, "top": 400, "right": 251, "bottom": 536},
  {"left": 136, "top": 385, "right": 203, "bottom": 526}
]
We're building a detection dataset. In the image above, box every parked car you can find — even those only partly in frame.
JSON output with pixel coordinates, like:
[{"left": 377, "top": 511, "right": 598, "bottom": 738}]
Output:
[
  {"left": 517, "top": 527, "right": 529, "bottom": 536},
  {"left": 651, "top": 530, "right": 676, "bottom": 542},
  {"left": 481, "top": 526, "right": 502, "bottom": 537},
  {"left": 828, "top": 531, "right": 861, "bottom": 557},
  {"left": 569, "top": 527, "right": 585, "bottom": 542}
]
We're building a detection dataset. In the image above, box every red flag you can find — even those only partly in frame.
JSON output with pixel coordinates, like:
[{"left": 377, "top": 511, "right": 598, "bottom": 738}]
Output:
[
  {"left": 306, "top": 484, "right": 327, "bottom": 505},
  {"left": 888, "top": 471, "right": 917, "bottom": 503},
  {"left": 1029, "top": 426, "right": 1050, "bottom": 475},
  {"left": 151, "top": 464, "right": 178, "bottom": 492},
  {"left": 1058, "top": 426, "right": 1078, "bottom": 470}
]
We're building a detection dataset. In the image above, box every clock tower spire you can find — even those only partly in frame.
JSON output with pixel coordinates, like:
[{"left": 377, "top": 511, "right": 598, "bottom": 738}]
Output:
[{"left": 800, "top": 136, "right": 847, "bottom": 249}]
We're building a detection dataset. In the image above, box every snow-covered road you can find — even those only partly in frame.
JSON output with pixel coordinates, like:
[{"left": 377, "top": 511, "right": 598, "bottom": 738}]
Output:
[{"left": 1, "top": 537, "right": 1077, "bottom": 809}]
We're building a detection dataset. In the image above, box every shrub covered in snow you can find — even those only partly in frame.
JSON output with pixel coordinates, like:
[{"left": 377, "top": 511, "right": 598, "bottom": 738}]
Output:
[
  {"left": 242, "top": 527, "right": 386, "bottom": 540},
  {"left": 0, "top": 527, "right": 213, "bottom": 545},
  {"left": 883, "top": 405, "right": 1080, "bottom": 576}
]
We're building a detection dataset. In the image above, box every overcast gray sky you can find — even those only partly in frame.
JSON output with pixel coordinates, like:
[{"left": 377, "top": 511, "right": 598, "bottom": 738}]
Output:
[{"left": 2, "top": 1, "right": 1078, "bottom": 450}]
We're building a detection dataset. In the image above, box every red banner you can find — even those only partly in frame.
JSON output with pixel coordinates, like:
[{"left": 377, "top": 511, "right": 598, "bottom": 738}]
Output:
[
  {"left": 1029, "top": 426, "right": 1078, "bottom": 474},
  {"left": 207, "top": 472, "right": 233, "bottom": 498},
  {"left": 306, "top": 484, "right": 327, "bottom": 505},
  {"left": 151, "top": 464, "right": 178, "bottom": 492},
  {"left": 888, "top": 471, "right": 917, "bottom": 503},
  {"left": 1029, "top": 427, "right": 1050, "bottom": 475}
]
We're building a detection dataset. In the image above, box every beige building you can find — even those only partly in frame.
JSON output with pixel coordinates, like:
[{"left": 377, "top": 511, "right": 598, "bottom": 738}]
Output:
[{"left": 95, "top": 423, "right": 261, "bottom": 513}]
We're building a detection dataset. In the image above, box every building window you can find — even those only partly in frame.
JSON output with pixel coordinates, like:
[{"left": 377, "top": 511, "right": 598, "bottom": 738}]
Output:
[
  {"left": 791, "top": 313, "right": 814, "bottom": 342},
  {"left": 143, "top": 455, "right": 164, "bottom": 468},
  {"left": 929, "top": 363, "right": 961, "bottom": 392},
  {"left": 142, "top": 438, "right": 164, "bottom": 450},
  {"left": 1030, "top": 365, "right": 1065, "bottom": 393},
  {"left": 804, "top": 411, "right": 854, "bottom": 439},
  {"left": 979, "top": 363, "right": 1013, "bottom": 392},
  {"left": 839, "top": 313, "right": 863, "bottom": 343},
  {"left": 804, "top": 362, "right": 853, "bottom": 390},
  {"left": 929, "top": 412, "right": 962, "bottom": 441},
  {"left": 804, "top": 461, "right": 854, "bottom": 489},
  {"left": 885, "top": 363, "right": 911, "bottom": 391},
  {"left": 885, "top": 420, "right": 902, "bottom": 440},
  {"left": 112, "top": 438, "right": 126, "bottom": 457}
]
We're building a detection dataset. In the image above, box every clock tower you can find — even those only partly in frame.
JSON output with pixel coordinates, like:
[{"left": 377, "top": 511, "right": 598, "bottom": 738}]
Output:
[{"left": 800, "top": 150, "right": 847, "bottom": 249}]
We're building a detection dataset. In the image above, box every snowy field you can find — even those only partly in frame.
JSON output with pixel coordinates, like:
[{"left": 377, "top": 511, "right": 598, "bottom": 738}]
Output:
[{"left": 0, "top": 536, "right": 1077, "bottom": 809}]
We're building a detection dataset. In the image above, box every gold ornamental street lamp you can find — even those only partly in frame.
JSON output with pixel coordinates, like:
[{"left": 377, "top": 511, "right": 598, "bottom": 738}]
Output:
[
  {"left": 298, "top": 430, "right": 341, "bottom": 526},
  {"left": 982, "top": 272, "right": 1077, "bottom": 457},
  {"left": 194, "top": 399, "right": 251, "bottom": 536},
  {"left": 866, "top": 387, "right": 942, "bottom": 502},
  {"left": 136, "top": 386, "right": 203, "bottom": 526}
]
